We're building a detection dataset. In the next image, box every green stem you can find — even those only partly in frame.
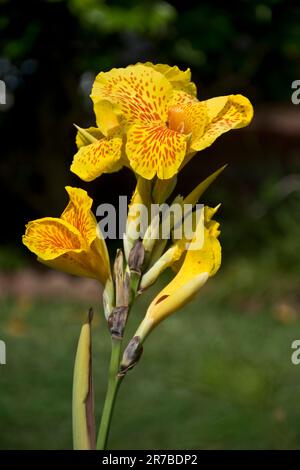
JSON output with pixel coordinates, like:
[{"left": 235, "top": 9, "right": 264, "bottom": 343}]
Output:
[{"left": 97, "top": 338, "right": 123, "bottom": 450}]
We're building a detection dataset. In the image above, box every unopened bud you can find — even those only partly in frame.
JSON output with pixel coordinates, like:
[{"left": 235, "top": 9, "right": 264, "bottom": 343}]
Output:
[
  {"left": 102, "top": 277, "right": 114, "bottom": 320},
  {"left": 119, "top": 336, "right": 143, "bottom": 376},
  {"left": 108, "top": 306, "right": 129, "bottom": 340},
  {"left": 128, "top": 239, "right": 145, "bottom": 276},
  {"left": 109, "top": 250, "right": 131, "bottom": 339},
  {"left": 114, "top": 249, "right": 125, "bottom": 307}
]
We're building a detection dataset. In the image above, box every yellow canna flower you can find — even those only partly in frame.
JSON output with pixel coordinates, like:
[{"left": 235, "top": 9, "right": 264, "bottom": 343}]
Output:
[
  {"left": 135, "top": 206, "right": 221, "bottom": 341},
  {"left": 71, "top": 63, "right": 253, "bottom": 181},
  {"left": 22, "top": 186, "right": 112, "bottom": 287}
]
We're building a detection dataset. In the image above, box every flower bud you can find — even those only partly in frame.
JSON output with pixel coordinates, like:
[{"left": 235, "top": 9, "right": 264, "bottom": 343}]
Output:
[{"left": 119, "top": 336, "right": 143, "bottom": 376}]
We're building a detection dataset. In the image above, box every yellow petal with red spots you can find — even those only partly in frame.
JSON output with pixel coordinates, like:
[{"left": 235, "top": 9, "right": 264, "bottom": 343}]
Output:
[
  {"left": 126, "top": 123, "right": 188, "bottom": 180},
  {"left": 61, "top": 187, "right": 111, "bottom": 283},
  {"left": 71, "top": 136, "right": 123, "bottom": 182},
  {"left": 191, "top": 94, "right": 253, "bottom": 151},
  {"left": 22, "top": 217, "right": 83, "bottom": 261},
  {"left": 91, "top": 64, "right": 173, "bottom": 127},
  {"left": 168, "top": 89, "right": 198, "bottom": 107},
  {"left": 22, "top": 190, "right": 112, "bottom": 284},
  {"left": 61, "top": 187, "right": 97, "bottom": 246},
  {"left": 22, "top": 217, "right": 98, "bottom": 279},
  {"left": 142, "top": 63, "right": 197, "bottom": 96}
]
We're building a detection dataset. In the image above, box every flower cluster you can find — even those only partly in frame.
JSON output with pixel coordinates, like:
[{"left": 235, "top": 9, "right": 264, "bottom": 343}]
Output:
[
  {"left": 23, "top": 61, "right": 253, "bottom": 357},
  {"left": 71, "top": 63, "right": 252, "bottom": 181},
  {"left": 22, "top": 62, "right": 253, "bottom": 449}
]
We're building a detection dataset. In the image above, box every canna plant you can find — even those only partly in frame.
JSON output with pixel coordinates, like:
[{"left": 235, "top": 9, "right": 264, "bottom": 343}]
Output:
[{"left": 22, "top": 63, "right": 253, "bottom": 450}]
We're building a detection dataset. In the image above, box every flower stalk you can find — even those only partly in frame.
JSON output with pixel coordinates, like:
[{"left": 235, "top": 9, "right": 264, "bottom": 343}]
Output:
[{"left": 96, "top": 338, "right": 123, "bottom": 450}]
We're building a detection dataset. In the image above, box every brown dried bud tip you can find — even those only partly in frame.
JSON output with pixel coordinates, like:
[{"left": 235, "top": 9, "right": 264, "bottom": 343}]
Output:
[
  {"left": 128, "top": 240, "right": 145, "bottom": 275},
  {"left": 108, "top": 306, "right": 128, "bottom": 340},
  {"left": 123, "top": 272, "right": 131, "bottom": 306},
  {"left": 87, "top": 307, "right": 94, "bottom": 324},
  {"left": 118, "top": 336, "right": 143, "bottom": 377}
]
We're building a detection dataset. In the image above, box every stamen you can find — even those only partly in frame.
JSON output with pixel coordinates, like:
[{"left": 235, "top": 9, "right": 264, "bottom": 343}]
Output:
[{"left": 168, "top": 106, "right": 186, "bottom": 134}]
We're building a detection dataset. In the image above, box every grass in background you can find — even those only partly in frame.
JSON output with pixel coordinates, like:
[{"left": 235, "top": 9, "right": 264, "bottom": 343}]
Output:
[{"left": 0, "top": 243, "right": 299, "bottom": 449}]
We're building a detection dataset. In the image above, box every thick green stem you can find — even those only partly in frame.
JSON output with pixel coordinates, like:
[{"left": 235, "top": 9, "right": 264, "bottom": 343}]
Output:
[{"left": 97, "top": 338, "right": 123, "bottom": 450}]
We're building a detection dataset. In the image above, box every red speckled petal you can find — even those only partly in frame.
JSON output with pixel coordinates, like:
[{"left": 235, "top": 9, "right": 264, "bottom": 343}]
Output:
[
  {"left": 22, "top": 217, "right": 83, "bottom": 261},
  {"left": 192, "top": 94, "right": 254, "bottom": 151},
  {"left": 91, "top": 64, "right": 173, "bottom": 127},
  {"left": 61, "top": 187, "right": 97, "bottom": 246},
  {"left": 126, "top": 123, "right": 188, "bottom": 180},
  {"left": 71, "top": 136, "right": 123, "bottom": 182},
  {"left": 142, "top": 63, "right": 197, "bottom": 96}
]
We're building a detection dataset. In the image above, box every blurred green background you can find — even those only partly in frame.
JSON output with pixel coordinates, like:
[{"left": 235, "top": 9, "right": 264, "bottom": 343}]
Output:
[{"left": 0, "top": 0, "right": 300, "bottom": 449}]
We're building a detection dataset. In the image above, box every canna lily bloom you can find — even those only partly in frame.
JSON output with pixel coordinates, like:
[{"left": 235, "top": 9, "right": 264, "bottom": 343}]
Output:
[
  {"left": 133, "top": 205, "right": 221, "bottom": 342},
  {"left": 71, "top": 63, "right": 253, "bottom": 181},
  {"left": 22, "top": 186, "right": 112, "bottom": 287}
]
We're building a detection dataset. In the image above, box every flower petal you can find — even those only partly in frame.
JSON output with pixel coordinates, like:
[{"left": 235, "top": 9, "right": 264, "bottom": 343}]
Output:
[
  {"left": 142, "top": 63, "right": 197, "bottom": 96},
  {"left": 71, "top": 136, "right": 123, "bottom": 182},
  {"left": 22, "top": 217, "right": 110, "bottom": 281},
  {"left": 136, "top": 209, "right": 221, "bottom": 334},
  {"left": 172, "top": 206, "right": 221, "bottom": 275},
  {"left": 126, "top": 123, "right": 188, "bottom": 180},
  {"left": 61, "top": 187, "right": 112, "bottom": 285},
  {"left": 39, "top": 250, "right": 104, "bottom": 280},
  {"left": 168, "top": 89, "right": 198, "bottom": 107},
  {"left": 191, "top": 94, "right": 254, "bottom": 151},
  {"left": 91, "top": 64, "right": 173, "bottom": 126},
  {"left": 93, "top": 101, "right": 120, "bottom": 137},
  {"left": 22, "top": 217, "right": 83, "bottom": 261},
  {"left": 61, "top": 187, "right": 96, "bottom": 246}
]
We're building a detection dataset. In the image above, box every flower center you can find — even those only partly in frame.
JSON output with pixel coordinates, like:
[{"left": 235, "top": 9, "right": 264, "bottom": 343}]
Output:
[{"left": 167, "top": 106, "right": 187, "bottom": 134}]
